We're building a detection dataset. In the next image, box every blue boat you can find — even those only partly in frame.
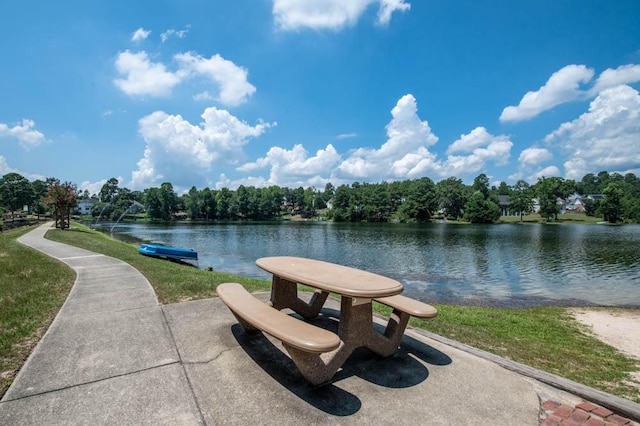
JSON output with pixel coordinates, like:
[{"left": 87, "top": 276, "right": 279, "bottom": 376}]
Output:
[{"left": 138, "top": 244, "right": 198, "bottom": 261}]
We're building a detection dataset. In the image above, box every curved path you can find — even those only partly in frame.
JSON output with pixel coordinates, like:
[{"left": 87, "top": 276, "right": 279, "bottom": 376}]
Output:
[
  {"left": 1, "top": 223, "right": 203, "bottom": 424},
  {"left": 1, "top": 223, "right": 638, "bottom": 425}
]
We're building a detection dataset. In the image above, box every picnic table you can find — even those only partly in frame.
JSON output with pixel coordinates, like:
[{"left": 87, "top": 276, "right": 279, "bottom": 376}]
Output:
[{"left": 218, "top": 256, "right": 437, "bottom": 385}]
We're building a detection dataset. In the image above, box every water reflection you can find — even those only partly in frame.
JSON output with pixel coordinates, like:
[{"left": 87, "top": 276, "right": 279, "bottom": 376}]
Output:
[{"left": 102, "top": 221, "right": 640, "bottom": 308}]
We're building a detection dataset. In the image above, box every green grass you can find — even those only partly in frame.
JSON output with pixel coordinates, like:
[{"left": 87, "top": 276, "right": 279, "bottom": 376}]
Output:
[
  {"left": 499, "top": 212, "right": 602, "bottom": 224},
  {"left": 2, "top": 222, "right": 638, "bottom": 403},
  {"left": 0, "top": 226, "right": 75, "bottom": 396}
]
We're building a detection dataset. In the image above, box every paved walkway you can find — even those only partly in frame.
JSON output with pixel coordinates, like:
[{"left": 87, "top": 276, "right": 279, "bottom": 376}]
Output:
[{"left": 1, "top": 223, "right": 639, "bottom": 425}]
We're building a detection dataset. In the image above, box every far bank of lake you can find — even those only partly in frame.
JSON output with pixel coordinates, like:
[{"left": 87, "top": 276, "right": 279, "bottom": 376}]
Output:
[{"left": 99, "top": 221, "right": 640, "bottom": 308}]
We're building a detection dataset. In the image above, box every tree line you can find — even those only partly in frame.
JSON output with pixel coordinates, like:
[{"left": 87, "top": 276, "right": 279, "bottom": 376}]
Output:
[{"left": 2, "top": 170, "right": 640, "bottom": 227}]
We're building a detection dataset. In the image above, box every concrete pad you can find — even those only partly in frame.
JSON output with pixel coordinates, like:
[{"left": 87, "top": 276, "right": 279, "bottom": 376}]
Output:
[
  {"left": 8, "top": 223, "right": 637, "bottom": 424},
  {"left": 3, "top": 306, "right": 179, "bottom": 400},
  {"left": 0, "top": 364, "right": 203, "bottom": 426},
  {"left": 165, "top": 295, "right": 542, "bottom": 425}
]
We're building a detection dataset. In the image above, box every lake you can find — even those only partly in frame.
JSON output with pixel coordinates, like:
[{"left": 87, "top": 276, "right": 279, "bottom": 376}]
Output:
[{"left": 100, "top": 221, "right": 640, "bottom": 308}]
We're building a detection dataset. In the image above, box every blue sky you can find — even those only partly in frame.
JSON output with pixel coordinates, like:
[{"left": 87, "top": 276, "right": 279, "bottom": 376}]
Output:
[{"left": 1, "top": 1, "right": 640, "bottom": 194}]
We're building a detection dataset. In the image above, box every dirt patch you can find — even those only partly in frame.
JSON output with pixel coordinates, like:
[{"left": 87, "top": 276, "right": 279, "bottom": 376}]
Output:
[
  {"left": 568, "top": 308, "right": 640, "bottom": 360},
  {"left": 569, "top": 308, "right": 640, "bottom": 397}
]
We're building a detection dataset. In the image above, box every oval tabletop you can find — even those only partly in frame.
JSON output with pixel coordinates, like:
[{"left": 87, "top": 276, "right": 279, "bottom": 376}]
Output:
[{"left": 256, "top": 256, "right": 403, "bottom": 298}]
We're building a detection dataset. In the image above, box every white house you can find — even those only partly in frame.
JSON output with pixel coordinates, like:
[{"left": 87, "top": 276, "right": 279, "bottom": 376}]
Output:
[{"left": 75, "top": 199, "right": 97, "bottom": 215}]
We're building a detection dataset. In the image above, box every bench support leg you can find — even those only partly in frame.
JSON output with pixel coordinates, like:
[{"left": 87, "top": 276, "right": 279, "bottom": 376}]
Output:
[
  {"left": 230, "top": 312, "right": 261, "bottom": 334},
  {"left": 381, "top": 309, "right": 411, "bottom": 354},
  {"left": 338, "top": 298, "right": 407, "bottom": 358},
  {"left": 270, "top": 276, "right": 329, "bottom": 319},
  {"left": 282, "top": 342, "right": 348, "bottom": 386}
]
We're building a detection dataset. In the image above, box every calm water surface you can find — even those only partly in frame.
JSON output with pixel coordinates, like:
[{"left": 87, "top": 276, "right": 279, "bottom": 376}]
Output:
[{"left": 103, "top": 221, "right": 640, "bottom": 308}]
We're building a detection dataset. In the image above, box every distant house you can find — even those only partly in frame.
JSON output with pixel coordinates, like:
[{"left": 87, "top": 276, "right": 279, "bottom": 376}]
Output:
[
  {"left": 75, "top": 199, "right": 97, "bottom": 215},
  {"left": 562, "top": 193, "right": 585, "bottom": 213},
  {"left": 586, "top": 194, "right": 605, "bottom": 202},
  {"left": 498, "top": 195, "right": 512, "bottom": 216},
  {"left": 532, "top": 198, "right": 540, "bottom": 213}
]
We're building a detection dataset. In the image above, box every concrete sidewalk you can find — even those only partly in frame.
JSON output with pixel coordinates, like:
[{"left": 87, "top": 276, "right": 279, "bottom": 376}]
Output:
[{"left": 1, "top": 223, "right": 638, "bottom": 425}]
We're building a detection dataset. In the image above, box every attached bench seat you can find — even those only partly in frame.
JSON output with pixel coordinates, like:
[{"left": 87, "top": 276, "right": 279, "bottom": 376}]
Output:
[
  {"left": 217, "top": 283, "right": 342, "bottom": 384},
  {"left": 375, "top": 294, "right": 438, "bottom": 319},
  {"left": 373, "top": 294, "right": 438, "bottom": 355},
  {"left": 217, "top": 283, "right": 340, "bottom": 353}
]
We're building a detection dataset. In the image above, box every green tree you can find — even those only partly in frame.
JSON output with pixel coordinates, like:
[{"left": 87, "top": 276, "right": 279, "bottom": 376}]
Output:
[
  {"left": 99, "top": 177, "right": 120, "bottom": 203},
  {"left": 583, "top": 197, "right": 599, "bottom": 217},
  {"left": 260, "top": 186, "right": 283, "bottom": 219},
  {"left": 464, "top": 190, "right": 501, "bottom": 223},
  {"left": 360, "top": 182, "right": 390, "bottom": 222},
  {"left": 322, "top": 183, "right": 335, "bottom": 203},
  {"left": 302, "top": 187, "right": 317, "bottom": 218},
  {"left": 159, "top": 182, "right": 177, "bottom": 220},
  {"left": 108, "top": 186, "right": 135, "bottom": 221},
  {"left": 0, "top": 173, "right": 33, "bottom": 221},
  {"left": 30, "top": 179, "right": 50, "bottom": 219},
  {"left": 472, "top": 173, "right": 490, "bottom": 199},
  {"left": 600, "top": 183, "right": 624, "bottom": 223},
  {"left": 535, "top": 176, "right": 575, "bottom": 221},
  {"left": 232, "top": 185, "right": 250, "bottom": 219},
  {"left": 46, "top": 181, "right": 77, "bottom": 229},
  {"left": 624, "top": 198, "right": 640, "bottom": 223},
  {"left": 185, "top": 186, "right": 202, "bottom": 219},
  {"left": 331, "top": 184, "right": 351, "bottom": 222},
  {"left": 509, "top": 180, "right": 534, "bottom": 222},
  {"left": 436, "top": 177, "right": 468, "bottom": 220},
  {"left": 388, "top": 181, "right": 405, "bottom": 213},
  {"left": 144, "top": 187, "right": 163, "bottom": 219},
  {"left": 201, "top": 188, "right": 217, "bottom": 219},
  {"left": 216, "top": 188, "right": 233, "bottom": 220},
  {"left": 496, "top": 181, "right": 510, "bottom": 195},
  {"left": 577, "top": 173, "right": 599, "bottom": 195},
  {"left": 290, "top": 187, "right": 305, "bottom": 214},
  {"left": 397, "top": 177, "right": 437, "bottom": 222}
]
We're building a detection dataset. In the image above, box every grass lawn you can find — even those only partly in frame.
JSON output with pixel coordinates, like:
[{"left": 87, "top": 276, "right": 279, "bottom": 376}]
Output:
[
  {"left": 499, "top": 212, "right": 603, "bottom": 224},
  {"left": 1, "top": 222, "right": 638, "bottom": 403}
]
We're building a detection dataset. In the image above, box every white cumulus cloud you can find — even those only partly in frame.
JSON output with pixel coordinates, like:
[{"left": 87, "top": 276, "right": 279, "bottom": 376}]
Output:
[
  {"left": 518, "top": 147, "right": 553, "bottom": 166},
  {"left": 589, "top": 64, "right": 640, "bottom": 96},
  {"left": 500, "top": 64, "right": 594, "bottom": 122},
  {"left": 216, "top": 94, "right": 514, "bottom": 189},
  {"left": 532, "top": 166, "right": 561, "bottom": 180},
  {"left": 131, "top": 28, "right": 151, "bottom": 42},
  {"left": 160, "top": 26, "right": 190, "bottom": 43},
  {"left": 333, "top": 94, "right": 438, "bottom": 180},
  {"left": 377, "top": 0, "right": 410, "bottom": 25},
  {"left": 238, "top": 144, "right": 341, "bottom": 188},
  {"left": 113, "top": 50, "right": 183, "bottom": 97},
  {"left": 0, "top": 119, "right": 47, "bottom": 149},
  {"left": 443, "top": 127, "right": 512, "bottom": 175},
  {"left": 114, "top": 50, "right": 255, "bottom": 106},
  {"left": 175, "top": 52, "right": 256, "bottom": 106},
  {"left": 545, "top": 85, "right": 640, "bottom": 180},
  {"left": 447, "top": 126, "right": 506, "bottom": 155},
  {"left": 0, "top": 156, "right": 12, "bottom": 174},
  {"left": 272, "top": 0, "right": 410, "bottom": 31},
  {"left": 130, "top": 107, "right": 274, "bottom": 190},
  {"left": 331, "top": 95, "right": 512, "bottom": 183}
]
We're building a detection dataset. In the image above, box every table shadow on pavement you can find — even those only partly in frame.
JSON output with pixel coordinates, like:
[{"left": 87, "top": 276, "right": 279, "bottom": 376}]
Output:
[{"left": 230, "top": 308, "right": 452, "bottom": 416}]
